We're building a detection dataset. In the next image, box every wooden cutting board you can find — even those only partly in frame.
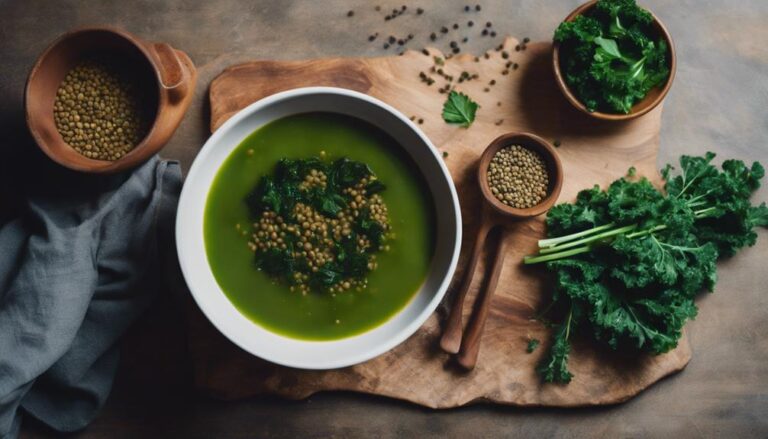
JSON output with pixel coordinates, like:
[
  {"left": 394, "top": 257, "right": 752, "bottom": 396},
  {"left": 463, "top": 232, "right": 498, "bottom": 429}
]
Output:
[{"left": 187, "top": 38, "right": 690, "bottom": 408}]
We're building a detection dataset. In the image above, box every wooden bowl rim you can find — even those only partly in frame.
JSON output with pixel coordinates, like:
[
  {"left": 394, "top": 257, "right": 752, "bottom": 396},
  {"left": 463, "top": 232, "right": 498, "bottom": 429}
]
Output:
[
  {"left": 25, "top": 26, "right": 163, "bottom": 174},
  {"left": 551, "top": 0, "right": 677, "bottom": 121},
  {"left": 477, "top": 132, "right": 564, "bottom": 219}
]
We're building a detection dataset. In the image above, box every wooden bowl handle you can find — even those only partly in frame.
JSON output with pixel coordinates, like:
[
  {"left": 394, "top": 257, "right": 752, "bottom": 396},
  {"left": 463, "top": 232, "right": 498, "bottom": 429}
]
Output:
[
  {"left": 149, "top": 43, "right": 188, "bottom": 103},
  {"left": 440, "top": 220, "right": 493, "bottom": 354},
  {"left": 456, "top": 228, "right": 510, "bottom": 370}
]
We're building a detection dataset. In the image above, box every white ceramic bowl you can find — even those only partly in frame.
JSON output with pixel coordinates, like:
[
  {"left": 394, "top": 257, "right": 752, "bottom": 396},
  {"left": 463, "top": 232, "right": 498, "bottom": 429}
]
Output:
[{"left": 176, "top": 87, "right": 461, "bottom": 369}]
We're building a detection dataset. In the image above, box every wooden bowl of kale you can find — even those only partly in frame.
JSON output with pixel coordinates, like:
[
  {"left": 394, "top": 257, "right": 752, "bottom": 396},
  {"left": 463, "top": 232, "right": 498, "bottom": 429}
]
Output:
[{"left": 552, "top": 0, "right": 676, "bottom": 120}]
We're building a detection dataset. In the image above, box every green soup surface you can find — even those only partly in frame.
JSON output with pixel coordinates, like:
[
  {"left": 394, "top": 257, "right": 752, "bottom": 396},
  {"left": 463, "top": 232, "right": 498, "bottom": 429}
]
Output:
[{"left": 204, "top": 112, "right": 435, "bottom": 340}]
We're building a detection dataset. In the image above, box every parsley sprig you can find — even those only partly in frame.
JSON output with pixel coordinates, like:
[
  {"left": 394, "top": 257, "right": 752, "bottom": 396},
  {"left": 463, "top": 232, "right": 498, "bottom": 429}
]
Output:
[{"left": 442, "top": 90, "right": 479, "bottom": 128}]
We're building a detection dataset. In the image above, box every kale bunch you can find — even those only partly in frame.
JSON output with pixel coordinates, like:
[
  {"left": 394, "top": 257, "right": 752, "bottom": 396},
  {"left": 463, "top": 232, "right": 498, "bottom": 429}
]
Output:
[
  {"left": 554, "top": 0, "right": 670, "bottom": 113},
  {"left": 525, "top": 153, "right": 768, "bottom": 383}
]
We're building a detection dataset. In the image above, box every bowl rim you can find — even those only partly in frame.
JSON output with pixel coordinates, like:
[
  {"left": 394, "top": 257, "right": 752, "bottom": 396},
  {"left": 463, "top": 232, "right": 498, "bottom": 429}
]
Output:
[
  {"left": 175, "top": 86, "right": 462, "bottom": 369},
  {"left": 25, "top": 26, "right": 164, "bottom": 174},
  {"left": 551, "top": 0, "right": 677, "bottom": 121}
]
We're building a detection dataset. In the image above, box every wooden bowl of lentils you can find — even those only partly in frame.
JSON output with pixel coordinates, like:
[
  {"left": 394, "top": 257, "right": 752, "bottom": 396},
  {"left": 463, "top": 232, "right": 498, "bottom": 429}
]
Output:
[
  {"left": 478, "top": 132, "right": 563, "bottom": 219},
  {"left": 25, "top": 27, "right": 196, "bottom": 173}
]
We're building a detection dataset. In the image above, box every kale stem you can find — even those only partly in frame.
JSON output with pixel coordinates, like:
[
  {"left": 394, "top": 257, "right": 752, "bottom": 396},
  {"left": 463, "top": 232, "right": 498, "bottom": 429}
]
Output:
[
  {"left": 538, "top": 222, "right": 617, "bottom": 248},
  {"left": 523, "top": 245, "right": 592, "bottom": 264},
  {"left": 537, "top": 224, "right": 637, "bottom": 254},
  {"left": 564, "top": 306, "right": 573, "bottom": 340},
  {"left": 625, "top": 224, "right": 667, "bottom": 239},
  {"left": 694, "top": 206, "right": 717, "bottom": 217}
]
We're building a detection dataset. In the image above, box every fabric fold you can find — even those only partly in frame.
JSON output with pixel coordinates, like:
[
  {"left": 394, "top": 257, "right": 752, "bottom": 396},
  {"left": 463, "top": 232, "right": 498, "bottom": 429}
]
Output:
[{"left": 0, "top": 156, "right": 181, "bottom": 438}]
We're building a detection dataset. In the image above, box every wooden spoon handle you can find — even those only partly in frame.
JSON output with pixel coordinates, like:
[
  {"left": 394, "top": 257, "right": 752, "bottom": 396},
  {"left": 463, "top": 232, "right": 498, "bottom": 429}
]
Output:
[
  {"left": 440, "top": 221, "right": 492, "bottom": 354},
  {"left": 456, "top": 228, "right": 510, "bottom": 370}
]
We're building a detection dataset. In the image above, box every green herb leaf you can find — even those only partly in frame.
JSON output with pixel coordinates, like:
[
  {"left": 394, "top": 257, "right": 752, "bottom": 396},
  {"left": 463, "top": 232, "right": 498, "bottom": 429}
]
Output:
[
  {"left": 442, "top": 90, "right": 479, "bottom": 128},
  {"left": 526, "top": 338, "right": 540, "bottom": 353}
]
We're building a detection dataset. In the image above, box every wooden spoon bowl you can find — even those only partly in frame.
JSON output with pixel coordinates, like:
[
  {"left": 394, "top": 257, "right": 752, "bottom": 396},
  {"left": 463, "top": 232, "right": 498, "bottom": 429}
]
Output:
[
  {"left": 552, "top": 0, "right": 676, "bottom": 121},
  {"left": 477, "top": 132, "right": 563, "bottom": 219},
  {"left": 441, "top": 133, "right": 563, "bottom": 369}
]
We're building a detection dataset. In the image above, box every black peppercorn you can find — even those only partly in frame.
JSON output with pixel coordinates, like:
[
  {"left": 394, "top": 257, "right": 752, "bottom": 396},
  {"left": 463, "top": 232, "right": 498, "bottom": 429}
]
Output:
[{"left": 347, "top": 10, "right": 354, "bottom": 17}]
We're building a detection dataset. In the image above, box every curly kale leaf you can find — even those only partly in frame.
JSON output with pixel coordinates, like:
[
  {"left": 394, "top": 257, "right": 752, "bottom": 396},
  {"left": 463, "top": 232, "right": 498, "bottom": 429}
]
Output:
[
  {"left": 530, "top": 153, "right": 767, "bottom": 384},
  {"left": 554, "top": 0, "right": 669, "bottom": 113}
]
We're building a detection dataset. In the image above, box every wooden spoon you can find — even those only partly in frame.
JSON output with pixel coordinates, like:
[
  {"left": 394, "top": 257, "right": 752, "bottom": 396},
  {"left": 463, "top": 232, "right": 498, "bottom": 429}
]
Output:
[{"left": 440, "top": 132, "right": 563, "bottom": 369}]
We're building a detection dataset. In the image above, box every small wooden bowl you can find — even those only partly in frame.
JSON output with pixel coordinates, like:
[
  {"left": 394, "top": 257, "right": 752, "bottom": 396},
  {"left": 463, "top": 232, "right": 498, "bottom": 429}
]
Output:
[
  {"left": 477, "top": 132, "right": 563, "bottom": 219},
  {"left": 552, "top": 0, "right": 676, "bottom": 121},
  {"left": 25, "top": 27, "right": 196, "bottom": 173}
]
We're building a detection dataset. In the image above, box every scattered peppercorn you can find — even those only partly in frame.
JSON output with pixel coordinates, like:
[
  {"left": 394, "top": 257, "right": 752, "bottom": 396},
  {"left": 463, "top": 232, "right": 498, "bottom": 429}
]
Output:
[
  {"left": 430, "top": 33, "right": 436, "bottom": 41},
  {"left": 486, "top": 21, "right": 492, "bottom": 28},
  {"left": 487, "top": 145, "right": 550, "bottom": 209},
  {"left": 475, "top": 5, "right": 481, "bottom": 11},
  {"left": 553, "top": 140, "right": 562, "bottom": 148},
  {"left": 523, "top": 37, "right": 530, "bottom": 43},
  {"left": 490, "top": 31, "right": 497, "bottom": 37},
  {"left": 417, "top": 7, "right": 424, "bottom": 14},
  {"left": 468, "top": 21, "right": 474, "bottom": 27},
  {"left": 443, "top": 151, "right": 449, "bottom": 158},
  {"left": 482, "top": 29, "right": 489, "bottom": 36},
  {"left": 347, "top": 10, "right": 354, "bottom": 17},
  {"left": 53, "top": 57, "right": 152, "bottom": 161}
]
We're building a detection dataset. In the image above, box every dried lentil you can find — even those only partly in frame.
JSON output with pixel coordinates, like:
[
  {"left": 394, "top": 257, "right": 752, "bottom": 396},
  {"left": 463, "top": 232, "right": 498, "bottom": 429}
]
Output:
[
  {"left": 53, "top": 57, "right": 152, "bottom": 161},
  {"left": 487, "top": 145, "right": 550, "bottom": 209}
]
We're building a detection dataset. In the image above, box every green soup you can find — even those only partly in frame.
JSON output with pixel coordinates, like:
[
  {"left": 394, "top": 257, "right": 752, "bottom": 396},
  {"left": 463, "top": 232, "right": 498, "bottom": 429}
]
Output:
[{"left": 204, "top": 112, "right": 435, "bottom": 340}]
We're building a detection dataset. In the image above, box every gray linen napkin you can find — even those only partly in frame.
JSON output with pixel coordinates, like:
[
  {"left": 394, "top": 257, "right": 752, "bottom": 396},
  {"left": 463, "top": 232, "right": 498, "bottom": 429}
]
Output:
[{"left": 0, "top": 155, "right": 181, "bottom": 438}]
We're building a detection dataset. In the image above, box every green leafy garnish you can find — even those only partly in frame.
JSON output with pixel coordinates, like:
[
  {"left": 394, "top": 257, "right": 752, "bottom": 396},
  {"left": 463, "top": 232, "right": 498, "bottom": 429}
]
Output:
[
  {"left": 554, "top": 0, "right": 670, "bottom": 113},
  {"left": 526, "top": 338, "right": 541, "bottom": 354},
  {"left": 246, "top": 157, "right": 391, "bottom": 293},
  {"left": 442, "top": 90, "right": 479, "bottom": 128},
  {"left": 525, "top": 153, "right": 768, "bottom": 383}
]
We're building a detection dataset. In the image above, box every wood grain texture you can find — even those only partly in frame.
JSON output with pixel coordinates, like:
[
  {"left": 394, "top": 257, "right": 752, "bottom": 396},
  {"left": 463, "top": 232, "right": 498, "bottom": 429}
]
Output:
[{"left": 189, "top": 39, "right": 690, "bottom": 408}]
